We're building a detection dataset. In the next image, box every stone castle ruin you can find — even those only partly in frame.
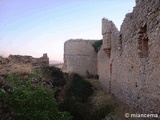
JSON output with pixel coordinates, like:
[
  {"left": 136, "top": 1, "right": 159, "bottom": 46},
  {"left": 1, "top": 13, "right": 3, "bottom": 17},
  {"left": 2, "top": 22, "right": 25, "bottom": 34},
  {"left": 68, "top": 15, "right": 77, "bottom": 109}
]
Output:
[
  {"left": 0, "top": 53, "right": 49, "bottom": 74},
  {"left": 63, "top": 0, "right": 160, "bottom": 114},
  {"left": 63, "top": 39, "right": 97, "bottom": 77}
]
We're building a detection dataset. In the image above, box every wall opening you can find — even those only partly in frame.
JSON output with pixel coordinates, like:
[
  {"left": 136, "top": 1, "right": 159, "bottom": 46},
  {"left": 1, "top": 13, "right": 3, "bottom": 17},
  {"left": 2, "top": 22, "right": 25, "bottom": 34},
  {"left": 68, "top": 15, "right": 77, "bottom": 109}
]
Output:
[
  {"left": 119, "top": 34, "right": 123, "bottom": 56},
  {"left": 119, "top": 34, "right": 122, "bottom": 51},
  {"left": 141, "top": 38, "right": 148, "bottom": 58},
  {"left": 138, "top": 24, "right": 149, "bottom": 58},
  {"left": 103, "top": 31, "right": 112, "bottom": 59},
  {"left": 135, "top": 82, "right": 138, "bottom": 87},
  {"left": 103, "top": 48, "right": 111, "bottom": 58}
]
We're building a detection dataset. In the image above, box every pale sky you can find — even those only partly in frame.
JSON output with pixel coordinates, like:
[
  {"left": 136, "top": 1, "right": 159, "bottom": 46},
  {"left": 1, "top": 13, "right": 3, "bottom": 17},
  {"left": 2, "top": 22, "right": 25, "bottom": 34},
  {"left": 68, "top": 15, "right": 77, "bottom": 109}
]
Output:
[{"left": 0, "top": 0, "right": 135, "bottom": 63}]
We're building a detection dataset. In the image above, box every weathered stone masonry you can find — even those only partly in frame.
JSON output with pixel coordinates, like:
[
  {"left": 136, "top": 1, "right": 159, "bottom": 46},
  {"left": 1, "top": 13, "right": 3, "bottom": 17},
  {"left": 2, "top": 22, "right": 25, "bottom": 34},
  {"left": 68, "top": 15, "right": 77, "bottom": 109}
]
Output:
[
  {"left": 63, "top": 39, "right": 97, "bottom": 77},
  {"left": 63, "top": 0, "right": 160, "bottom": 114},
  {"left": 99, "top": 0, "right": 160, "bottom": 114}
]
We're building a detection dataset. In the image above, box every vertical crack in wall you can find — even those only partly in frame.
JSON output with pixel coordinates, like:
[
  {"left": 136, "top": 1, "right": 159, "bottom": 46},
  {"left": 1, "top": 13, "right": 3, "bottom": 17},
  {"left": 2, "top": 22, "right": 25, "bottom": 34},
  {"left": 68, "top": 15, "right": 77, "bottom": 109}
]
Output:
[
  {"left": 119, "top": 34, "right": 123, "bottom": 56},
  {"left": 109, "top": 61, "right": 112, "bottom": 94}
]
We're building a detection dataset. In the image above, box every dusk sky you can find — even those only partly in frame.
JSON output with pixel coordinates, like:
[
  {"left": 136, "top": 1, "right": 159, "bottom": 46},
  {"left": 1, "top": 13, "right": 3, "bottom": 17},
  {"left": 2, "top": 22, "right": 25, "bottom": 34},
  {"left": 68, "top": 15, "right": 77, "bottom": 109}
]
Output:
[{"left": 0, "top": 0, "right": 135, "bottom": 63}]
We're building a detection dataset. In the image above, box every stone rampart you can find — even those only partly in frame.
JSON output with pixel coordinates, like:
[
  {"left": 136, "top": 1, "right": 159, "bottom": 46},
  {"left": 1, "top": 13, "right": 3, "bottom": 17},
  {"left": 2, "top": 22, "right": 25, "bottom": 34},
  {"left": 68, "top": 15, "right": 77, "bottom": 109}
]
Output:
[
  {"left": 63, "top": 0, "right": 160, "bottom": 114},
  {"left": 63, "top": 39, "right": 97, "bottom": 77},
  {"left": 98, "top": 0, "right": 160, "bottom": 114}
]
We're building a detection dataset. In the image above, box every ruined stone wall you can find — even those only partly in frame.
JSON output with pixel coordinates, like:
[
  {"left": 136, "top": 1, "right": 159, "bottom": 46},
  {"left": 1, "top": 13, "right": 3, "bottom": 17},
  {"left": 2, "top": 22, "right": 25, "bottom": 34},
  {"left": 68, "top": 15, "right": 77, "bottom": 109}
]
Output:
[
  {"left": 98, "top": 18, "right": 119, "bottom": 93},
  {"left": 0, "top": 53, "right": 49, "bottom": 74},
  {"left": 98, "top": 0, "right": 160, "bottom": 114},
  {"left": 63, "top": 39, "right": 97, "bottom": 77}
]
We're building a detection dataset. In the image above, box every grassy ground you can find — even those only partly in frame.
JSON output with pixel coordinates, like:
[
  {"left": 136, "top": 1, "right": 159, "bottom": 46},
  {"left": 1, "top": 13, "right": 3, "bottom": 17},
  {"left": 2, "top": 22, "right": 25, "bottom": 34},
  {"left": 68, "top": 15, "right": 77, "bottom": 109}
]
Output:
[
  {"left": 88, "top": 79, "right": 144, "bottom": 120},
  {"left": 47, "top": 65, "right": 146, "bottom": 120},
  {"left": 0, "top": 64, "right": 145, "bottom": 120}
]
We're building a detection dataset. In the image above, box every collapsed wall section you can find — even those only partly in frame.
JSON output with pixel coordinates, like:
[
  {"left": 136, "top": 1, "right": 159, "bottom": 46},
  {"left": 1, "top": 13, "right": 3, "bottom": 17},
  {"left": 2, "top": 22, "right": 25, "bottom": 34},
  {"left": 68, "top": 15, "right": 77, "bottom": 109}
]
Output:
[
  {"left": 63, "top": 39, "right": 97, "bottom": 77},
  {"left": 98, "top": 18, "right": 119, "bottom": 93},
  {"left": 0, "top": 53, "right": 49, "bottom": 74}
]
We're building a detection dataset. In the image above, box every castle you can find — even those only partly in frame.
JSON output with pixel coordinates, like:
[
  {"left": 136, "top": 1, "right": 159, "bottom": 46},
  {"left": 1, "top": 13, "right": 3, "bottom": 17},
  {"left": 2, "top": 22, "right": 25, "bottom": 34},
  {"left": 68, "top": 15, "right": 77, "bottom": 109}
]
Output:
[{"left": 63, "top": 0, "right": 160, "bottom": 114}]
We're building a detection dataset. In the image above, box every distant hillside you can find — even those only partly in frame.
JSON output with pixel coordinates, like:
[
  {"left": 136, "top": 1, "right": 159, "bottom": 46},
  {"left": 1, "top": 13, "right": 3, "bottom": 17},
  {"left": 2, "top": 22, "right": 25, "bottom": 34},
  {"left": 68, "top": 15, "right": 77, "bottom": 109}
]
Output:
[{"left": 49, "top": 60, "right": 63, "bottom": 64}]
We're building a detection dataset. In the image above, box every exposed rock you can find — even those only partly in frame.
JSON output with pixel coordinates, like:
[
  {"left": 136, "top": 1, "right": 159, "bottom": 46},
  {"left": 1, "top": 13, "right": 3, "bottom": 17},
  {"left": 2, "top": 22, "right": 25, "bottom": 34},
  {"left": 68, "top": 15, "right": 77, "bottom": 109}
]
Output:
[{"left": 0, "top": 53, "right": 49, "bottom": 74}]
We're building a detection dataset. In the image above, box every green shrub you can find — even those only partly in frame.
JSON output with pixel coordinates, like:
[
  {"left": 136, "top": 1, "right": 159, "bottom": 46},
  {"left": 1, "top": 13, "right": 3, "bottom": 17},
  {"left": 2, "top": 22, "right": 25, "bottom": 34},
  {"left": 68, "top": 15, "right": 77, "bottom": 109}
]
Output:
[
  {"left": 32, "top": 69, "right": 42, "bottom": 78},
  {"left": 42, "top": 66, "right": 66, "bottom": 87},
  {"left": 92, "top": 40, "right": 103, "bottom": 53},
  {"left": 59, "top": 99, "right": 93, "bottom": 120},
  {"left": 0, "top": 73, "right": 72, "bottom": 120},
  {"left": 59, "top": 73, "right": 115, "bottom": 120},
  {"left": 2, "top": 73, "right": 22, "bottom": 87},
  {"left": 67, "top": 73, "right": 94, "bottom": 102},
  {"left": 59, "top": 74, "right": 94, "bottom": 120},
  {"left": 93, "top": 105, "right": 114, "bottom": 120}
]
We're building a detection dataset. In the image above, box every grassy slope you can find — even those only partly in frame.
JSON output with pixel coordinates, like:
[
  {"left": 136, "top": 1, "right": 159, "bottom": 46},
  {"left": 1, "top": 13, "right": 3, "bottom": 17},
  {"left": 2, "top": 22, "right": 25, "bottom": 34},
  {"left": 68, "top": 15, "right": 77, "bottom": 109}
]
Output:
[{"left": 88, "top": 79, "right": 144, "bottom": 120}]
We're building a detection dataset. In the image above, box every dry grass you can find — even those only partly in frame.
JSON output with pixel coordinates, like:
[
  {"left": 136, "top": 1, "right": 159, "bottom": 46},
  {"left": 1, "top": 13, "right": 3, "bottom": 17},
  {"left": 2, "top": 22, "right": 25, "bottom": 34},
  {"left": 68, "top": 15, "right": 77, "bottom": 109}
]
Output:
[
  {"left": 0, "top": 63, "right": 33, "bottom": 75},
  {"left": 89, "top": 79, "right": 115, "bottom": 108},
  {"left": 88, "top": 79, "right": 144, "bottom": 120},
  {"left": 11, "top": 64, "right": 33, "bottom": 74}
]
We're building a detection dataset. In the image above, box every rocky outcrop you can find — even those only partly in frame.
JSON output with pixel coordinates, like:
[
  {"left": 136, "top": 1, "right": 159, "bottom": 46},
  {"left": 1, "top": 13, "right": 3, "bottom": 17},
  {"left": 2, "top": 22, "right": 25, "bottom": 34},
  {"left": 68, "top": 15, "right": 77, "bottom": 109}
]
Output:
[{"left": 0, "top": 53, "right": 49, "bottom": 74}]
